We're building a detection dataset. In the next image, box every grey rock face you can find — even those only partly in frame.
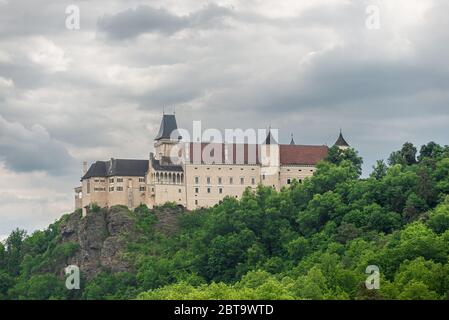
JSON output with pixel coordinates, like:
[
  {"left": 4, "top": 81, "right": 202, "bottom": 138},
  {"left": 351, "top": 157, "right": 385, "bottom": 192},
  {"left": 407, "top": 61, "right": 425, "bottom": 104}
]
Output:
[{"left": 60, "top": 207, "right": 135, "bottom": 279}]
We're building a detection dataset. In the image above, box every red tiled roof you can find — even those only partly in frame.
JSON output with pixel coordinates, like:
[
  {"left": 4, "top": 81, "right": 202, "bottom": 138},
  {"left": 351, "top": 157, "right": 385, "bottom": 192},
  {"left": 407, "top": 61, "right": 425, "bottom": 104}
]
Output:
[
  {"left": 280, "top": 145, "right": 328, "bottom": 165},
  {"left": 188, "top": 143, "right": 260, "bottom": 165},
  {"left": 183, "top": 143, "right": 328, "bottom": 165}
]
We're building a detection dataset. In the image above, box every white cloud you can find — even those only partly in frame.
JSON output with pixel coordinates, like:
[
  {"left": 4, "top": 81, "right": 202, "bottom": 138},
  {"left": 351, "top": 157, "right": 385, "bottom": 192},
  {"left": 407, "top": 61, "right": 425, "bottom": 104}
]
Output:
[{"left": 27, "top": 37, "right": 70, "bottom": 72}]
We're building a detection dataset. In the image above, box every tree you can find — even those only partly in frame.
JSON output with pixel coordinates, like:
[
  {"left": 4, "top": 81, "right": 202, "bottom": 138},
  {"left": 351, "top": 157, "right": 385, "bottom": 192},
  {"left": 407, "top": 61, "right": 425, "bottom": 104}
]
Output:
[
  {"left": 398, "top": 281, "right": 439, "bottom": 300},
  {"left": 370, "top": 160, "right": 388, "bottom": 180},
  {"left": 4, "top": 229, "right": 27, "bottom": 276},
  {"left": 427, "top": 197, "right": 449, "bottom": 234},
  {"left": 325, "top": 146, "right": 363, "bottom": 176},
  {"left": 418, "top": 142, "right": 444, "bottom": 162},
  {"left": 293, "top": 266, "right": 328, "bottom": 300},
  {"left": 388, "top": 142, "right": 417, "bottom": 166},
  {"left": 403, "top": 193, "right": 428, "bottom": 222}
]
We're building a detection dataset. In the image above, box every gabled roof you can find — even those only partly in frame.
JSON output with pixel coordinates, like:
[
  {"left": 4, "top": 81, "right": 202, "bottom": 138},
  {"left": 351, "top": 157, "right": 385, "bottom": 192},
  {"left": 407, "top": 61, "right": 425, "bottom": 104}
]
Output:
[
  {"left": 334, "top": 131, "right": 350, "bottom": 147},
  {"left": 280, "top": 145, "right": 328, "bottom": 165},
  {"left": 82, "top": 159, "right": 148, "bottom": 180},
  {"left": 155, "top": 114, "right": 178, "bottom": 141}
]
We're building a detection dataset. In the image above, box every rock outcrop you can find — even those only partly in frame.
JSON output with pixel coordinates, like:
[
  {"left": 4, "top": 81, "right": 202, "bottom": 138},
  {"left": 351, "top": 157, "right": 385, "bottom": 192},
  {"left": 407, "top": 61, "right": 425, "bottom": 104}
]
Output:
[{"left": 60, "top": 206, "right": 135, "bottom": 279}]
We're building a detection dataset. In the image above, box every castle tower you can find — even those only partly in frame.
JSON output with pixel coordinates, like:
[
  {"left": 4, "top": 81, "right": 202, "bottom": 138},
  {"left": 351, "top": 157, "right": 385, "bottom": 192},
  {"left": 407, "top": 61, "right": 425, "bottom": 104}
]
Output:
[
  {"left": 261, "top": 128, "right": 280, "bottom": 190},
  {"left": 334, "top": 130, "right": 350, "bottom": 150},
  {"left": 154, "top": 113, "right": 180, "bottom": 160}
]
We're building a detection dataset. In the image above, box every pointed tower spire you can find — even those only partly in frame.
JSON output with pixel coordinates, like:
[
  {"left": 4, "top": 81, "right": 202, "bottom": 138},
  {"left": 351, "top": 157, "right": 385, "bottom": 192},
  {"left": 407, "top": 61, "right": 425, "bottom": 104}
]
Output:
[
  {"left": 264, "top": 127, "right": 278, "bottom": 145},
  {"left": 290, "top": 133, "right": 295, "bottom": 145},
  {"left": 155, "top": 113, "right": 178, "bottom": 141},
  {"left": 334, "top": 129, "right": 350, "bottom": 149}
]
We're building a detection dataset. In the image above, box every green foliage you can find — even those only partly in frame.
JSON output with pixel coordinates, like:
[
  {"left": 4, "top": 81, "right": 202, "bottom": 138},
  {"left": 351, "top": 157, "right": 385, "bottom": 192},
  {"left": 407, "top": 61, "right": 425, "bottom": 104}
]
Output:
[
  {"left": 427, "top": 197, "right": 449, "bottom": 234},
  {"left": 325, "top": 146, "right": 363, "bottom": 176},
  {"left": 389, "top": 142, "right": 418, "bottom": 166}
]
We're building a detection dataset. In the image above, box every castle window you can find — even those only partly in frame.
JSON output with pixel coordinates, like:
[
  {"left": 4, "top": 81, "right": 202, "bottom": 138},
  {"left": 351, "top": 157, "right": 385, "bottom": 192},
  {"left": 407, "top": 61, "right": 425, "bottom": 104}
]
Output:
[
  {"left": 240, "top": 177, "right": 244, "bottom": 185},
  {"left": 219, "top": 188, "right": 223, "bottom": 194},
  {"left": 109, "top": 186, "right": 114, "bottom": 192},
  {"left": 207, "top": 188, "right": 211, "bottom": 194},
  {"left": 109, "top": 178, "right": 114, "bottom": 183},
  {"left": 117, "top": 178, "right": 123, "bottom": 183},
  {"left": 195, "top": 187, "right": 199, "bottom": 194},
  {"left": 195, "top": 200, "right": 198, "bottom": 205},
  {"left": 218, "top": 177, "right": 222, "bottom": 185},
  {"left": 206, "top": 177, "right": 211, "bottom": 184},
  {"left": 195, "top": 176, "right": 199, "bottom": 184},
  {"left": 139, "top": 177, "right": 145, "bottom": 183},
  {"left": 262, "top": 174, "right": 266, "bottom": 180},
  {"left": 298, "top": 179, "right": 302, "bottom": 183},
  {"left": 116, "top": 186, "right": 123, "bottom": 191},
  {"left": 94, "top": 179, "right": 99, "bottom": 182},
  {"left": 287, "top": 179, "right": 291, "bottom": 184},
  {"left": 87, "top": 180, "right": 90, "bottom": 194},
  {"left": 229, "top": 177, "right": 233, "bottom": 185},
  {"left": 178, "top": 189, "right": 182, "bottom": 193},
  {"left": 139, "top": 186, "right": 146, "bottom": 192},
  {"left": 251, "top": 177, "right": 256, "bottom": 185}
]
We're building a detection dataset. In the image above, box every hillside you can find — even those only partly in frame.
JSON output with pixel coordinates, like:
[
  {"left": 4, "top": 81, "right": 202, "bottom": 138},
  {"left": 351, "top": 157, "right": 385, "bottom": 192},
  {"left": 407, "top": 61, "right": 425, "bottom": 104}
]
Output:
[{"left": 1, "top": 142, "right": 449, "bottom": 300}]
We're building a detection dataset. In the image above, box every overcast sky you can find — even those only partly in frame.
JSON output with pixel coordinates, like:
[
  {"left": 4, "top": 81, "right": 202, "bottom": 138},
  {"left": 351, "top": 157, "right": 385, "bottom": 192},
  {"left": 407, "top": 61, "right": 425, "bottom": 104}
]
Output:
[{"left": 1, "top": 0, "right": 448, "bottom": 239}]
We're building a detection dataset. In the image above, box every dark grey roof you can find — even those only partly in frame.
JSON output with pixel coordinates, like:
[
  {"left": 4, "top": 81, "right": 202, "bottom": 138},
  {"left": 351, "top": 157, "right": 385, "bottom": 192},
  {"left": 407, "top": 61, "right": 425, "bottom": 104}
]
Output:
[
  {"left": 264, "top": 130, "right": 278, "bottom": 145},
  {"left": 155, "top": 114, "right": 178, "bottom": 141},
  {"left": 290, "top": 134, "right": 295, "bottom": 145},
  {"left": 334, "top": 131, "right": 350, "bottom": 147},
  {"left": 151, "top": 158, "right": 183, "bottom": 172},
  {"left": 82, "top": 159, "right": 148, "bottom": 180}
]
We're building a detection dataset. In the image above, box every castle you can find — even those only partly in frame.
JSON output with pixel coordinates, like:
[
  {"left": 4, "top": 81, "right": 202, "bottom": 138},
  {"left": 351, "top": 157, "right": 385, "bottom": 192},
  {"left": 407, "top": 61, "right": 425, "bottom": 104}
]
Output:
[{"left": 74, "top": 114, "right": 350, "bottom": 216}]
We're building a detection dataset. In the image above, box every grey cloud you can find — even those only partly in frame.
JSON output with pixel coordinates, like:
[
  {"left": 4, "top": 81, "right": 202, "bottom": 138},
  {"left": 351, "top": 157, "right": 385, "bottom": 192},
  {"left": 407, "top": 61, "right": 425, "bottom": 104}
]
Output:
[
  {"left": 1, "top": 0, "right": 449, "bottom": 236},
  {"left": 97, "top": 4, "right": 233, "bottom": 39},
  {"left": 0, "top": 115, "right": 76, "bottom": 175}
]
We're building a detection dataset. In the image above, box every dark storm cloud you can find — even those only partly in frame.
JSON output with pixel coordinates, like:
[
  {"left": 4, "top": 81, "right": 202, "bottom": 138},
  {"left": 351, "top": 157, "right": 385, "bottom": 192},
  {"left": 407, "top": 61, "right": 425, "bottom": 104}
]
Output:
[{"left": 97, "top": 4, "right": 233, "bottom": 39}]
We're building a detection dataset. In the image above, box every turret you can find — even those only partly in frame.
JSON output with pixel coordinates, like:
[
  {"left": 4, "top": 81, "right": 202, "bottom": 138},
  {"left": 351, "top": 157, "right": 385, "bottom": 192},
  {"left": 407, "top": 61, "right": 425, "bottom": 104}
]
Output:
[
  {"left": 154, "top": 113, "right": 180, "bottom": 159},
  {"left": 290, "top": 133, "right": 295, "bottom": 145},
  {"left": 261, "top": 128, "right": 280, "bottom": 189},
  {"left": 334, "top": 130, "right": 350, "bottom": 150}
]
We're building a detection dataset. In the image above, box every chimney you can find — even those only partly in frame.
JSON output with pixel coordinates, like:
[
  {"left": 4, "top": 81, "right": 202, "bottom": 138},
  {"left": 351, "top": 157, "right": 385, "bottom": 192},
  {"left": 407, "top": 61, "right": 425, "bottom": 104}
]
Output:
[{"left": 82, "top": 161, "right": 87, "bottom": 175}]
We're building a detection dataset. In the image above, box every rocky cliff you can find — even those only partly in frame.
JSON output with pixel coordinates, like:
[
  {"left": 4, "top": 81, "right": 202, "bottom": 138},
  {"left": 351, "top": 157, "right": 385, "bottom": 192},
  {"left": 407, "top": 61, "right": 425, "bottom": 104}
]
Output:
[{"left": 58, "top": 205, "right": 185, "bottom": 279}]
